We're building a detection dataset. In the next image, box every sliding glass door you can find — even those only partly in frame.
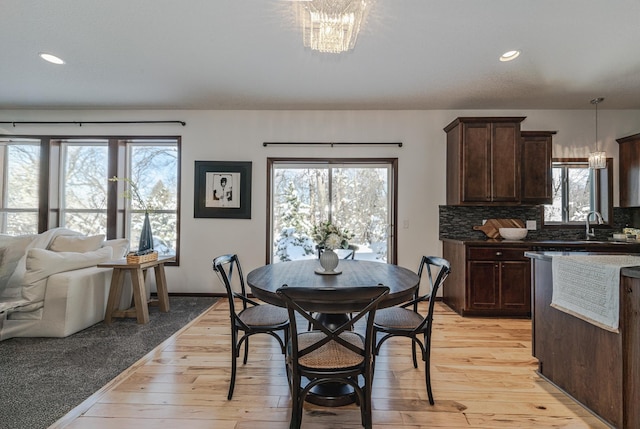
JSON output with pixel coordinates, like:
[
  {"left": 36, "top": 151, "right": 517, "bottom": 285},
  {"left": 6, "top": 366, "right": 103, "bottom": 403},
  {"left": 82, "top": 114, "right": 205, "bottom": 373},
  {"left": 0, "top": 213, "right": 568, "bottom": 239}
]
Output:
[{"left": 268, "top": 158, "right": 396, "bottom": 264}]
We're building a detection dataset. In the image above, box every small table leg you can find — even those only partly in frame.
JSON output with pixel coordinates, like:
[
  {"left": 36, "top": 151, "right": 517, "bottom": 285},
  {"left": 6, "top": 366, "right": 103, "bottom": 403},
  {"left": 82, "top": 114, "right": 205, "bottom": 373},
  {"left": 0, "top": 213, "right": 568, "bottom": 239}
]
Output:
[
  {"left": 104, "top": 268, "right": 124, "bottom": 324},
  {"left": 154, "top": 263, "right": 170, "bottom": 312},
  {"left": 131, "top": 268, "right": 150, "bottom": 324}
]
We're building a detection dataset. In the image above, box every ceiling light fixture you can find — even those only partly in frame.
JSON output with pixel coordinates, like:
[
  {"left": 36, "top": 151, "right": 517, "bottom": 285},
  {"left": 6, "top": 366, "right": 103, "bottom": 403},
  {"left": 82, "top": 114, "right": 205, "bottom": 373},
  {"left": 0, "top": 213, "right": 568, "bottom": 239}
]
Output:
[
  {"left": 295, "top": 0, "right": 372, "bottom": 54},
  {"left": 588, "top": 97, "right": 606, "bottom": 169},
  {"left": 499, "top": 50, "right": 520, "bottom": 62},
  {"left": 39, "top": 52, "right": 65, "bottom": 65}
]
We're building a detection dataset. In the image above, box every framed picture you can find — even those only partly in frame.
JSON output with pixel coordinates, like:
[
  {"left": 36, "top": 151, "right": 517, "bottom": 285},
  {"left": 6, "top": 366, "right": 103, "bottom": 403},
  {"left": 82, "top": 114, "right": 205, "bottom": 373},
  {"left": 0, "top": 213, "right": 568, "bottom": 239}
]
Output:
[{"left": 194, "top": 161, "right": 252, "bottom": 218}]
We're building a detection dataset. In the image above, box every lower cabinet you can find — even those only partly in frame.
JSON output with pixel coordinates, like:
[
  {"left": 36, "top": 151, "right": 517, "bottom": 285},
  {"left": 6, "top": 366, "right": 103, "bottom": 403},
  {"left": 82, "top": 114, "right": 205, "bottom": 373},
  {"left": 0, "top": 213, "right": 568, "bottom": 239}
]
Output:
[
  {"left": 443, "top": 241, "right": 531, "bottom": 317},
  {"left": 467, "top": 249, "right": 531, "bottom": 315},
  {"left": 442, "top": 239, "right": 640, "bottom": 318}
]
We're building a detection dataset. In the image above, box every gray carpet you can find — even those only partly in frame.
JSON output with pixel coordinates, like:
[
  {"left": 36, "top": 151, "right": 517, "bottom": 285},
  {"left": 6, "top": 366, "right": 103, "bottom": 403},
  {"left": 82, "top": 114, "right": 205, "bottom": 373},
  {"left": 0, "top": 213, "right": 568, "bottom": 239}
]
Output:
[{"left": 0, "top": 296, "right": 217, "bottom": 429}]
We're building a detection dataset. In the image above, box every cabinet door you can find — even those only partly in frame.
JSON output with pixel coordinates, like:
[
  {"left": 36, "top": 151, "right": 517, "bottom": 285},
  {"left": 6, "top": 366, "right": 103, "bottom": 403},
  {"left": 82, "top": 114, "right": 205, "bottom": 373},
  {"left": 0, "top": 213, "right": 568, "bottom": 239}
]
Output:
[
  {"left": 500, "top": 261, "right": 531, "bottom": 313},
  {"left": 622, "top": 277, "right": 640, "bottom": 428},
  {"left": 462, "top": 123, "right": 491, "bottom": 202},
  {"left": 521, "top": 132, "right": 553, "bottom": 204},
  {"left": 491, "top": 122, "right": 520, "bottom": 202},
  {"left": 618, "top": 136, "right": 640, "bottom": 207},
  {"left": 468, "top": 260, "right": 499, "bottom": 309}
]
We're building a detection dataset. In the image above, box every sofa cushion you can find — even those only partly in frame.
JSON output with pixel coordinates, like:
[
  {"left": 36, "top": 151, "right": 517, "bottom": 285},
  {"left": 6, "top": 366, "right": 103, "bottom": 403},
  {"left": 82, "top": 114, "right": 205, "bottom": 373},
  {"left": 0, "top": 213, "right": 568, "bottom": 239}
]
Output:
[
  {"left": 101, "top": 238, "right": 129, "bottom": 259},
  {"left": 0, "top": 235, "right": 36, "bottom": 296},
  {"left": 21, "top": 246, "right": 113, "bottom": 305},
  {"left": 49, "top": 234, "right": 105, "bottom": 253}
]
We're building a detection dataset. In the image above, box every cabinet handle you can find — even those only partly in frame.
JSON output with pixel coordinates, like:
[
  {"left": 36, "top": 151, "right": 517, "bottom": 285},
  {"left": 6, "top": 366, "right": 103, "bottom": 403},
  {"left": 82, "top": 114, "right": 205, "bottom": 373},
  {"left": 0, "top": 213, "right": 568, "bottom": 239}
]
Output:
[
  {"left": 496, "top": 252, "right": 502, "bottom": 256},
  {"left": 627, "top": 287, "right": 633, "bottom": 293}
]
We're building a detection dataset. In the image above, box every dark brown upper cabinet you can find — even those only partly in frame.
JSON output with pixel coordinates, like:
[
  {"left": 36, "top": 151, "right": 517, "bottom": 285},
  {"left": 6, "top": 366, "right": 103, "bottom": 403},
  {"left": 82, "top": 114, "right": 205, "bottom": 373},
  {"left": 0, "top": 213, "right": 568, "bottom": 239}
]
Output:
[
  {"left": 445, "top": 117, "right": 526, "bottom": 205},
  {"left": 520, "top": 131, "right": 555, "bottom": 204},
  {"left": 618, "top": 132, "right": 640, "bottom": 207}
]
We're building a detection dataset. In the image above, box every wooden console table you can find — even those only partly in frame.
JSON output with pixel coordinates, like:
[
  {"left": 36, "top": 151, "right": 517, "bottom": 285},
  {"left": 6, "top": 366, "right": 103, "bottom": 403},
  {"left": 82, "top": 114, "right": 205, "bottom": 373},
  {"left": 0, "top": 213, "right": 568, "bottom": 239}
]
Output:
[{"left": 101, "top": 254, "right": 174, "bottom": 324}]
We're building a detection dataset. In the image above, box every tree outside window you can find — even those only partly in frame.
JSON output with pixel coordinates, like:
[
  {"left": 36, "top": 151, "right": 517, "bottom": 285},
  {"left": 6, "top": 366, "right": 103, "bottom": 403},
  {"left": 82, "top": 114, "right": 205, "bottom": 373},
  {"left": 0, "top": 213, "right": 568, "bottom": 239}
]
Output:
[
  {"left": 544, "top": 159, "right": 611, "bottom": 226},
  {"left": 270, "top": 161, "right": 393, "bottom": 263},
  {"left": 0, "top": 135, "right": 180, "bottom": 259},
  {"left": 0, "top": 139, "right": 40, "bottom": 235}
]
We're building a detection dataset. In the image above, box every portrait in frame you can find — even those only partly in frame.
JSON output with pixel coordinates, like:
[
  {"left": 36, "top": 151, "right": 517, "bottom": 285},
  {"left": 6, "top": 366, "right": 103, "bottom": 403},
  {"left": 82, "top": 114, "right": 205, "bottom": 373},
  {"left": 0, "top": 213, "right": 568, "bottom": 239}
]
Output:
[{"left": 194, "top": 161, "right": 251, "bottom": 218}]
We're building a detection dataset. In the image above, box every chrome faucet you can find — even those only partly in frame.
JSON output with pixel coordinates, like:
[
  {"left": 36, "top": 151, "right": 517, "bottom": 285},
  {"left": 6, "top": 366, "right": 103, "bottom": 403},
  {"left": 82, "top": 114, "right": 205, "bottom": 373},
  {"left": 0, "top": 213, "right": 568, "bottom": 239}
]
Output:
[{"left": 585, "top": 211, "right": 604, "bottom": 240}]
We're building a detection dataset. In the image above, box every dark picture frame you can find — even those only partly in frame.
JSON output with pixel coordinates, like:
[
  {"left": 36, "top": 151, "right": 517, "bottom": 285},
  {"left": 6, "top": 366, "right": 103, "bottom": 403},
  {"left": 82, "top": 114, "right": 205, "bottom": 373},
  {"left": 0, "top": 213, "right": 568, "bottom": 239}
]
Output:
[{"left": 194, "top": 161, "right": 252, "bottom": 219}]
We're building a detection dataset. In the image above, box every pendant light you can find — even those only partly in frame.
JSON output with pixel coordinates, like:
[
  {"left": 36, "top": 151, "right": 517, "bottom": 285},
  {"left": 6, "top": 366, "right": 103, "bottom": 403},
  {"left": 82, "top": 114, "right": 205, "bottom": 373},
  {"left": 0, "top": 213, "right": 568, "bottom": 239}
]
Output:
[{"left": 588, "top": 97, "right": 606, "bottom": 169}]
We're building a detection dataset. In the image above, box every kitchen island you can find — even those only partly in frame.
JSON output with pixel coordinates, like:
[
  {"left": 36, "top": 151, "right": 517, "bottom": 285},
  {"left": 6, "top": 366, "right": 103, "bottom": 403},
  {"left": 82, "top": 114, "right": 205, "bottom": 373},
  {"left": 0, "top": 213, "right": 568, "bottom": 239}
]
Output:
[{"left": 526, "top": 251, "right": 640, "bottom": 429}]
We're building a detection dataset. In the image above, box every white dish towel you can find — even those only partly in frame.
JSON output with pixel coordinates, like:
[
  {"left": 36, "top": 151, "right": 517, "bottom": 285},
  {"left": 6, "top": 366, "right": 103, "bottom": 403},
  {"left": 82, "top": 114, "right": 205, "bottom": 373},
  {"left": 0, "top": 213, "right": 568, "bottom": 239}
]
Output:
[{"left": 551, "top": 254, "right": 640, "bottom": 332}]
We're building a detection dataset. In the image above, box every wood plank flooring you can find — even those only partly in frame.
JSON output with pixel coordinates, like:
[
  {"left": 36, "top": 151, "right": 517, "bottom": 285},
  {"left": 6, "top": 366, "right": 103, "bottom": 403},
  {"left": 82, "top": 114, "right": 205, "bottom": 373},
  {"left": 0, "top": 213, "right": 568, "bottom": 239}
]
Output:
[{"left": 51, "top": 300, "right": 610, "bottom": 429}]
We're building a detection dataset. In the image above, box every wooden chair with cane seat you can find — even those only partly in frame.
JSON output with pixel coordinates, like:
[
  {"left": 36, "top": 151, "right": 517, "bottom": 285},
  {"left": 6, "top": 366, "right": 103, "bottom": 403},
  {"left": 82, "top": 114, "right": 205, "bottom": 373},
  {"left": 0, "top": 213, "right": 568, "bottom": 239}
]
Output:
[
  {"left": 316, "top": 244, "right": 359, "bottom": 259},
  {"left": 342, "top": 244, "right": 359, "bottom": 259},
  {"left": 373, "top": 256, "right": 450, "bottom": 405},
  {"left": 276, "top": 284, "right": 389, "bottom": 429},
  {"left": 212, "top": 253, "right": 289, "bottom": 400}
]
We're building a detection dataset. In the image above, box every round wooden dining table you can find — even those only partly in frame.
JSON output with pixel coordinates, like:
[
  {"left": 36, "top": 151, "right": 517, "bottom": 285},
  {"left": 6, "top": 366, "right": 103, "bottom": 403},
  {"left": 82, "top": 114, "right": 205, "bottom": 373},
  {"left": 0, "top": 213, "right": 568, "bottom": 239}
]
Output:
[
  {"left": 246, "top": 259, "right": 420, "bottom": 309},
  {"left": 246, "top": 259, "right": 420, "bottom": 407}
]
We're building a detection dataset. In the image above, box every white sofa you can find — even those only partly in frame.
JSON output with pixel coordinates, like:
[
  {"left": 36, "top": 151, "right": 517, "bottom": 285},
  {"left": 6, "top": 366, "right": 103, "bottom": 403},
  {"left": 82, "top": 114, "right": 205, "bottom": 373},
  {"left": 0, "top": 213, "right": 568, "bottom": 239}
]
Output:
[{"left": 0, "top": 228, "right": 129, "bottom": 340}]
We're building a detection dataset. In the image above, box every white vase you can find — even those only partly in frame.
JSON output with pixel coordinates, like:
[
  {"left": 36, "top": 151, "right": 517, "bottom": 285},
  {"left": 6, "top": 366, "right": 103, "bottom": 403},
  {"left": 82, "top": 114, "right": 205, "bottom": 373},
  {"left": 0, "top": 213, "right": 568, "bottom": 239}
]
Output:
[{"left": 319, "top": 248, "right": 339, "bottom": 272}]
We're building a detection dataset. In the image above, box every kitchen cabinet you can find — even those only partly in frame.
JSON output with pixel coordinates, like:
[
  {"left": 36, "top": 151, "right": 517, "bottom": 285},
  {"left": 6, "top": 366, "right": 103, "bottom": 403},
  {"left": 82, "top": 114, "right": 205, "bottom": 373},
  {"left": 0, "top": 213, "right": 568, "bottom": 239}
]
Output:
[
  {"left": 442, "top": 241, "right": 531, "bottom": 317},
  {"left": 442, "top": 239, "right": 640, "bottom": 318},
  {"left": 444, "top": 117, "right": 525, "bottom": 205},
  {"left": 520, "top": 131, "right": 555, "bottom": 204},
  {"left": 617, "top": 132, "right": 640, "bottom": 207},
  {"left": 467, "top": 247, "right": 531, "bottom": 314}
]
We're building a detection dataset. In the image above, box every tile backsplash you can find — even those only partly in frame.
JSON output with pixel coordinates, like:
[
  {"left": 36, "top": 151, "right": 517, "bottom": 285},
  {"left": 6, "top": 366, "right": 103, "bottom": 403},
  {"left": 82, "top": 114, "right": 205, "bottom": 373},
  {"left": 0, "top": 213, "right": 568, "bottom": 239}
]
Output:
[{"left": 439, "top": 205, "right": 637, "bottom": 241}]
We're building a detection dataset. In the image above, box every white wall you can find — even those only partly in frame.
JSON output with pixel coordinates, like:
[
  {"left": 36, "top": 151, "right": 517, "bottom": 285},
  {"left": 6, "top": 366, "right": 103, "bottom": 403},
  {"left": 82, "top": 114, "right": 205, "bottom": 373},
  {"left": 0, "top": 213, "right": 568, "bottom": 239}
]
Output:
[{"left": 2, "top": 109, "right": 639, "bottom": 294}]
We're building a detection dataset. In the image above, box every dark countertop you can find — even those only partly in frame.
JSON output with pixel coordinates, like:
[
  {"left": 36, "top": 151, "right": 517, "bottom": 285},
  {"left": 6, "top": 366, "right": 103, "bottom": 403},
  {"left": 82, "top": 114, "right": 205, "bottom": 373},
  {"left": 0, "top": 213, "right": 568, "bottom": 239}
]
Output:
[
  {"left": 524, "top": 250, "right": 640, "bottom": 278},
  {"left": 441, "top": 237, "right": 640, "bottom": 248},
  {"left": 622, "top": 266, "right": 640, "bottom": 279}
]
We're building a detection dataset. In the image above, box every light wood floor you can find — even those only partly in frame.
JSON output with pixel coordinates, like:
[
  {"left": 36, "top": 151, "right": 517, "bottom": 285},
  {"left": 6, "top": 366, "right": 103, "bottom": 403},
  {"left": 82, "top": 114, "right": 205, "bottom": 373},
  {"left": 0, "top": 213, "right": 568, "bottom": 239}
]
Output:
[{"left": 52, "top": 300, "right": 610, "bottom": 429}]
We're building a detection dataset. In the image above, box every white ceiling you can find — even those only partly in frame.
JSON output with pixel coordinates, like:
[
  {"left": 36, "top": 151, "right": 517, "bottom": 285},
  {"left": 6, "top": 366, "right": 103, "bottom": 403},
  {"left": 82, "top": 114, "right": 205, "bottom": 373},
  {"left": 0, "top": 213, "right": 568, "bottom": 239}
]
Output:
[{"left": 2, "top": 0, "right": 640, "bottom": 110}]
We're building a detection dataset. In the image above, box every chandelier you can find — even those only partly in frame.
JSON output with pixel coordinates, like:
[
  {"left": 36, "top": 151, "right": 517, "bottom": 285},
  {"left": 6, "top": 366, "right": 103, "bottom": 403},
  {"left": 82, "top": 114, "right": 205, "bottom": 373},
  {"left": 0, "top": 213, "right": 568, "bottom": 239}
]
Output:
[
  {"left": 295, "top": 0, "right": 372, "bottom": 54},
  {"left": 588, "top": 97, "right": 606, "bottom": 169}
]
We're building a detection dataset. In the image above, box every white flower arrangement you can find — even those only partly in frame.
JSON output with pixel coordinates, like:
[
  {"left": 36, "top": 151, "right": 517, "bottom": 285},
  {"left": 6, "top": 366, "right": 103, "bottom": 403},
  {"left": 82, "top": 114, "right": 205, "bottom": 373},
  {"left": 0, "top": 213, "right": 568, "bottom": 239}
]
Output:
[{"left": 312, "top": 221, "right": 354, "bottom": 251}]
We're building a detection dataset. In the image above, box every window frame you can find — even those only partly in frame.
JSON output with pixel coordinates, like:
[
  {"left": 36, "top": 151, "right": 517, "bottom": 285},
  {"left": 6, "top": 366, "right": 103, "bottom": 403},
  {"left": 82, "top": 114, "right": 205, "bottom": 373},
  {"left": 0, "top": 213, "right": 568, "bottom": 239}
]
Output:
[
  {"left": 543, "top": 157, "right": 613, "bottom": 229},
  {"left": 58, "top": 139, "right": 110, "bottom": 235},
  {"left": 0, "top": 134, "right": 181, "bottom": 264},
  {"left": 266, "top": 157, "right": 398, "bottom": 265},
  {"left": 0, "top": 138, "right": 41, "bottom": 235}
]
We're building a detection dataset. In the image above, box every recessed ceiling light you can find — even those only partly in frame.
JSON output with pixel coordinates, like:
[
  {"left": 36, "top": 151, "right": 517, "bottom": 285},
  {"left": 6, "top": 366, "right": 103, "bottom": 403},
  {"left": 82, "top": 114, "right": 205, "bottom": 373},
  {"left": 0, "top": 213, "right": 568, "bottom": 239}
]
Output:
[
  {"left": 499, "top": 50, "right": 520, "bottom": 62},
  {"left": 39, "top": 52, "right": 65, "bottom": 65}
]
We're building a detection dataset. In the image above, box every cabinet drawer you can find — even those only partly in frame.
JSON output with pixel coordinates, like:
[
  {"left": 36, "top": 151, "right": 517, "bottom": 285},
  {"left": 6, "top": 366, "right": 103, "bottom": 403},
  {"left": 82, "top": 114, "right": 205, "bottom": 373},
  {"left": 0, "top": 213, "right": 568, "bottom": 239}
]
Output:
[{"left": 468, "top": 247, "right": 529, "bottom": 261}]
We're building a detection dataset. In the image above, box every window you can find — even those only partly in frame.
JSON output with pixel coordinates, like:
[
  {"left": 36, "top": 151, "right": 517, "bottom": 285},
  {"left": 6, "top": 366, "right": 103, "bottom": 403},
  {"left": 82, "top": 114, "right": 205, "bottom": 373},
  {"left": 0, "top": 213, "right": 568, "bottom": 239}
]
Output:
[
  {"left": 544, "top": 158, "right": 612, "bottom": 226},
  {"left": 0, "top": 135, "right": 180, "bottom": 259},
  {"left": 0, "top": 138, "right": 40, "bottom": 235},
  {"left": 268, "top": 158, "right": 397, "bottom": 264},
  {"left": 60, "top": 140, "right": 109, "bottom": 235},
  {"left": 126, "top": 141, "right": 179, "bottom": 254}
]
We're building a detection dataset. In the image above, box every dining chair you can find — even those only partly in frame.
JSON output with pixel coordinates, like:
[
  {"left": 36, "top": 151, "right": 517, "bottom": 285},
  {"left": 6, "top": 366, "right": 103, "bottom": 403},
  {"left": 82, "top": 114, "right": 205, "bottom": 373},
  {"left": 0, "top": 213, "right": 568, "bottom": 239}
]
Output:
[
  {"left": 316, "top": 244, "right": 359, "bottom": 259},
  {"left": 276, "top": 284, "right": 389, "bottom": 429},
  {"left": 343, "top": 244, "right": 359, "bottom": 259},
  {"left": 212, "top": 254, "right": 289, "bottom": 400},
  {"left": 373, "top": 256, "right": 450, "bottom": 405}
]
